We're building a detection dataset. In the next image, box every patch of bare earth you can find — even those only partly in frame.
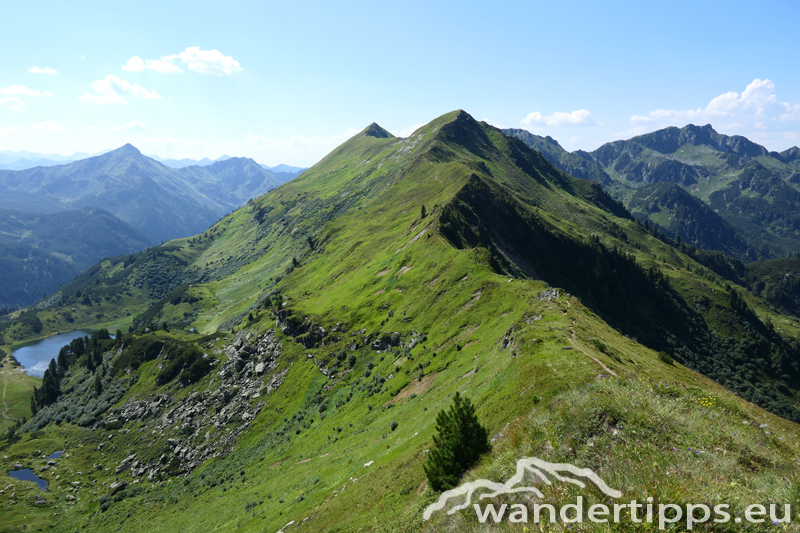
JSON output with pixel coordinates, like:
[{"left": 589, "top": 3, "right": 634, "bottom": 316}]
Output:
[
  {"left": 460, "top": 290, "right": 482, "bottom": 312},
  {"left": 376, "top": 269, "right": 391, "bottom": 277},
  {"left": 389, "top": 372, "right": 439, "bottom": 403}
]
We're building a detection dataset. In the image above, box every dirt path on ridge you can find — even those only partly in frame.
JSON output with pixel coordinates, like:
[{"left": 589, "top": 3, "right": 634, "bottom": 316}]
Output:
[
  {"left": 567, "top": 314, "right": 618, "bottom": 377},
  {"left": 1, "top": 377, "right": 9, "bottom": 419}
]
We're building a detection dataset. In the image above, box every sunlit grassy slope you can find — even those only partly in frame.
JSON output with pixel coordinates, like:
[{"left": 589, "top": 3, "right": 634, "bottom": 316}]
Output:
[{"left": 1, "top": 110, "right": 799, "bottom": 532}]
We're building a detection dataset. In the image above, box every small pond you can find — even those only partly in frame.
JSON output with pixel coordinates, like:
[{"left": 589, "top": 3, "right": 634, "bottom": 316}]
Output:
[
  {"left": 46, "top": 450, "right": 64, "bottom": 460},
  {"left": 8, "top": 468, "right": 48, "bottom": 491}
]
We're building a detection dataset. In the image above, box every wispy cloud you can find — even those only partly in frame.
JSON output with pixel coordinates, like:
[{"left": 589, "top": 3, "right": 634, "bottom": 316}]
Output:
[
  {"left": 79, "top": 75, "right": 161, "bottom": 104},
  {"left": 0, "top": 96, "right": 25, "bottom": 112},
  {"left": 122, "top": 47, "right": 243, "bottom": 76},
  {"left": 624, "top": 79, "right": 800, "bottom": 137},
  {"left": 122, "top": 56, "right": 183, "bottom": 73},
  {"left": 521, "top": 109, "right": 597, "bottom": 128},
  {"left": 29, "top": 66, "right": 57, "bottom": 75}
]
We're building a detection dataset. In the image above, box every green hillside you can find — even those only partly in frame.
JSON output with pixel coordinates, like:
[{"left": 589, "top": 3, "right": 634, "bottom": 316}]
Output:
[
  {"left": 624, "top": 182, "right": 750, "bottom": 257},
  {"left": 1, "top": 111, "right": 799, "bottom": 532},
  {"left": 0, "top": 207, "right": 154, "bottom": 309}
]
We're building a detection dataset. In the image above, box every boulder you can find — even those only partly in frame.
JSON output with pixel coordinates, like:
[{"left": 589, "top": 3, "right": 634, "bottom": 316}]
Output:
[
  {"left": 115, "top": 454, "right": 137, "bottom": 474},
  {"left": 109, "top": 481, "right": 127, "bottom": 495},
  {"left": 104, "top": 420, "right": 124, "bottom": 431}
]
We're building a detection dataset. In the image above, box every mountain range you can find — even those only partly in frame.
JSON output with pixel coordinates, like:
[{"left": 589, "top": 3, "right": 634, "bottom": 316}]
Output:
[
  {"left": 1, "top": 112, "right": 799, "bottom": 531},
  {"left": 504, "top": 125, "right": 800, "bottom": 261},
  {"left": 0, "top": 146, "right": 304, "bottom": 308},
  {"left": 0, "top": 144, "right": 299, "bottom": 242}
]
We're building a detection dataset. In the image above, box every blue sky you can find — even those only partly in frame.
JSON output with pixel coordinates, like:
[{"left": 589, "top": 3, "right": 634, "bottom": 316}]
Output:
[{"left": 2, "top": 0, "right": 799, "bottom": 166}]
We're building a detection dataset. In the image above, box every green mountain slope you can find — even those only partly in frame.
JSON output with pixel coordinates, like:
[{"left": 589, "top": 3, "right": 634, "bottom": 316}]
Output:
[
  {"left": 0, "top": 207, "right": 154, "bottom": 309},
  {"left": 501, "top": 128, "right": 611, "bottom": 185},
  {"left": 2, "top": 111, "right": 800, "bottom": 532},
  {"left": 625, "top": 182, "right": 750, "bottom": 257},
  {"left": 0, "top": 145, "right": 293, "bottom": 242}
]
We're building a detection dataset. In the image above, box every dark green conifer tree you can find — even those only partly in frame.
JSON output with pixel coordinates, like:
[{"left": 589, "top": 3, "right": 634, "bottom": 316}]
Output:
[{"left": 423, "top": 392, "right": 491, "bottom": 491}]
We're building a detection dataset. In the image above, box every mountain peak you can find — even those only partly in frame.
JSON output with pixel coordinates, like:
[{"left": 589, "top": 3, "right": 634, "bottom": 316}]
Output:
[
  {"left": 116, "top": 143, "right": 142, "bottom": 155},
  {"left": 361, "top": 123, "right": 394, "bottom": 139}
]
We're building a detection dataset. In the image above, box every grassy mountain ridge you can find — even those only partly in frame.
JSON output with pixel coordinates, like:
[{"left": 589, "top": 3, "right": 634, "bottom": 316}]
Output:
[
  {"left": 2, "top": 110, "right": 800, "bottom": 531},
  {"left": 6, "top": 109, "right": 799, "bottom": 417}
]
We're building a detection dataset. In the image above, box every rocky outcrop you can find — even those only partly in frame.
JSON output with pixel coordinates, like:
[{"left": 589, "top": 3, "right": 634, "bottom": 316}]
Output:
[{"left": 95, "top": 328, "right": 288, "bottom": 481}]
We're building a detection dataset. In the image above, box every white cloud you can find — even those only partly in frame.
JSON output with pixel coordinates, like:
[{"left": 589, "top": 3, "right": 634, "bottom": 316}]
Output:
[
  {"left": 521, "top": 109, "right": 597, "bottom": 128},
  {"left": 79, "top": 75, "right": 161, "bottom": 104},
  {"left": 29, "top": 66, "right": 57, "bottom": 75},
  {"left": 123, "top": 47, "right": 243, "bottom": 76},
  {"left": 0, "top": 96, "right": 25, "bottom": 112},
  {"left": 779, "top": 102, "right": 800, "bottom": 122},
  {"left": 0, "top": 85, "right": 52, "bottom": 97},
  {"left": 171, "top": 47, "right": 242, "bottom": 75},
  {"left": 122, "top": 56, "right": 183, "bottom": 73},
  {"left": 111, "top": 121, "right": 147, "bottom": 131},
  {"left": 625, "top": 79, "right": 800, "bottom": 137}
]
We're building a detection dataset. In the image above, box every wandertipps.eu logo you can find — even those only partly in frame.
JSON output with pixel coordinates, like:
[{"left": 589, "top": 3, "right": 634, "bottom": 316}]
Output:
[
  {"left": 423, "top": 456, "right": 622, "bottom": 521},
  {"left": 423, "top": 456, "right": 792, "bottom": 529}
]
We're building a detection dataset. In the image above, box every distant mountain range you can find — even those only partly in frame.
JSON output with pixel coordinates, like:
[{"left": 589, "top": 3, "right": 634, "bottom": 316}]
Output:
[
  {"left": 148, "top": 154, "right": 233, "bottom": 169},
  {"left": 0, "top": 150, "right": 89, "bottom": 171},
  {"left": 0, "top": 145, "right": 304, "bottom": 308},
  {"left": 504, "top": 125, "right": 800, "bottom": 261},
  {"left": 0, "top": 144, "right": 300, "bottom": 242},
  {"left": 0, "top": 149, "right": 307, "bottom": 176}
]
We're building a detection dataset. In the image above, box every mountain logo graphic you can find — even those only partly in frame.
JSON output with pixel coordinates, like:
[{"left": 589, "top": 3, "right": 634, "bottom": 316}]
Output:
[{"left": 423, "top": 457, "right": 622, "bottom": 521}]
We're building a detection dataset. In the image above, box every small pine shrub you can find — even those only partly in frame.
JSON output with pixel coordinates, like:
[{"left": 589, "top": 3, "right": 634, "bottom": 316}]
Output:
[{"left": 657, "top": 351, "right": 674, "bottom": 365}]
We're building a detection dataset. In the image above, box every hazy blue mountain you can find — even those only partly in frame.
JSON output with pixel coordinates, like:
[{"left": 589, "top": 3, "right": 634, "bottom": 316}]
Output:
[
  {"left": 0, "top": 144, "right": 295, "bottom": 242},
  {"left": 152, "top": 154, "right": 232, "bottom": 168},
  {"left": 175, "top": 156, "right": 290, "bottom": 207},
  {"left": 0, "top": 206, "right": 154, "bottom": 308},
  {"left": 263, "top": 163, "right": 306, "bottom": 175},
  {"left": 0, "top": 158, "right": 76, "bottom": 171},
  {"left": 0, "top": 149, "right": 94, "bottom": 163}
]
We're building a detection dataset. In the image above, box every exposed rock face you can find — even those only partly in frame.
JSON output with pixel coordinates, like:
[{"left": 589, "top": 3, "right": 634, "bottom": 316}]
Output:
[{"left": 96, "top": 328, "right": 287, "bottom": 481}]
